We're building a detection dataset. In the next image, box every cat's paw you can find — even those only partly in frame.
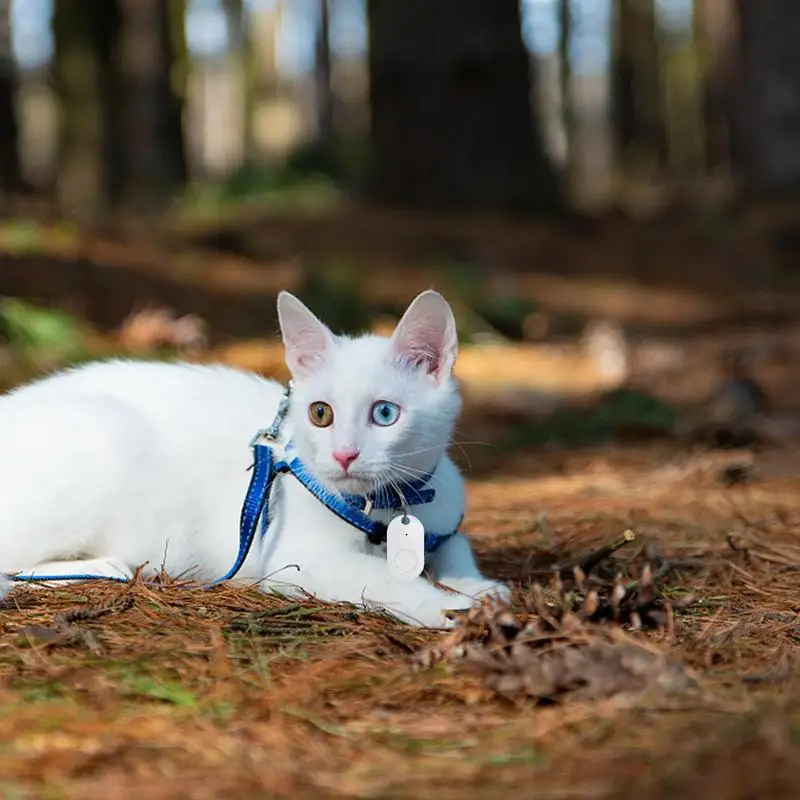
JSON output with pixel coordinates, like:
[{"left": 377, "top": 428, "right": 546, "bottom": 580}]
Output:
[
  {"left": 389, "top": 584, "right": 510, "bottom": 629},
  {"left": 441, "top": 577, "right": 511, "bottom": 604},
  {"left": 399, "top": 593, "right": 474, "bottom": 629},
  {"left": 100, "top": 557, "right": 134, "bottom": 580}
]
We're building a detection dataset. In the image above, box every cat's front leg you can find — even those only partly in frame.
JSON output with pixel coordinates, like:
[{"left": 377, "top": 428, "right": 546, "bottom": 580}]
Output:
[
  {"left": 429, "top": 533, "right": 511, "bottom": 604},
  {"left": 264, "top": 549, "right": 474, "bottom": 628}
]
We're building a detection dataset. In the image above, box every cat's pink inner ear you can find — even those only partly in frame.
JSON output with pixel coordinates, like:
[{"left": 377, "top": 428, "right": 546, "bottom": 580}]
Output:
[
  {"left": 277, "top": 291, "right": 335, "bottom": 377},
  {"left": 390, "top": 290, "right": 458, "bottom": 384}
]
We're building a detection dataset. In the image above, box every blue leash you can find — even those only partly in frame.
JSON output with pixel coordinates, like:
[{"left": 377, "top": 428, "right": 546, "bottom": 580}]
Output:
[{"left": 9, "top": 573, "right": 130, "bottom": 584}]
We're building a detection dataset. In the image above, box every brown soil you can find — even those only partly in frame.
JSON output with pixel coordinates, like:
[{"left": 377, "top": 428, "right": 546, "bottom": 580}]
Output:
[
  {"left": 4, "top": 204, "right": 800, "bottom": 340},
  {"left": 2, "top": 206, "right": 800, "bottom": 797},
  {"left": 1, "top": 441, "right": 798, "bottom": 799}
]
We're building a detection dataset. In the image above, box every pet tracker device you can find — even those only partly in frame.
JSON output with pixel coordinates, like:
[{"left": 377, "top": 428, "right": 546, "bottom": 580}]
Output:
[{"left": 386, "top": 514, "right": 425, "bottom": 580}]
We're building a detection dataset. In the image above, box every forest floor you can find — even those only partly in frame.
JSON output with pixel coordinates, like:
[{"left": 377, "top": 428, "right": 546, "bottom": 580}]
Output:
[
  {"left": 0, "top": 204, "right": 799, "bottom": 797},
  {"left": 0, "top": 440, "right": 798, "bottom": 799}
]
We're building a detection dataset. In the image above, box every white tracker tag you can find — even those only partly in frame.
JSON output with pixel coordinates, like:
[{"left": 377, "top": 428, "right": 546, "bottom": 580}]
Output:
[{"left": 386, "top": 514, "right": 425, "bottom": 581}]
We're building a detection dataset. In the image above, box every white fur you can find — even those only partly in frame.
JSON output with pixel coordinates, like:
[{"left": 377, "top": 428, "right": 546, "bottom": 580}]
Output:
[{"left": 0, "top": 291, "right": 508, "bottom": 626}]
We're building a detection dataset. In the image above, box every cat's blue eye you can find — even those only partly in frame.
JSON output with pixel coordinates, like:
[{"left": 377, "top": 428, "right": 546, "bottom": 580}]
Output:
[{"left": 370, "top": 400, "right": 401, "bottom": 427}]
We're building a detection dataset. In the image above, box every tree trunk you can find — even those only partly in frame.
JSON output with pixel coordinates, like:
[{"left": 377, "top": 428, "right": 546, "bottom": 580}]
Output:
[
  {"left": 694, "top": 0, "right": 737, "bottom": 172},
  {"left": 221, "top": 0, "right": 254, "bottom": 162},
  {"left": 0, "top": 0, "right": 25, "bottom": 196},
  {"left": 221, "top": 0, "right": 244, "bottom": 50},
  {"left": 728, "top": 0, "right": 800, "bottom": 195},
  {"left": 558, "top": 0, "right": 573, "bottom": 170},
  {"left": 367, "top": 0, "right": 560, "bottom": 213},
  {"left": 52, "top": 0, "right": 120, "bottom": 221},
  {"left": 170, "top": 0, "right": 190, "bottom": 149},
  {"left": 611, "top": 0, "right": 665, "bottom": 174},
  {"left": 240, "top": 2, "right": 258, "bottom": 160},
  {"left": 315, "top": 0, "right": 333, "bottom": 142},
  {"left": 117, "top": 0, "right": 187, "bottom": 211}
]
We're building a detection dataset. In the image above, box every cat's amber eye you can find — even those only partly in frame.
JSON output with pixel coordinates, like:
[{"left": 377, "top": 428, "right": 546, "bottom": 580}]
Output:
[{"left": 308, "top": 401, "right": 334, "bottom": 427}]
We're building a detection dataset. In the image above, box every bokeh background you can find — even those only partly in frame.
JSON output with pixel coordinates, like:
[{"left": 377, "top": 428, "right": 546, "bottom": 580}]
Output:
[
  {"left": 0, "top": 0, "right": 797, "bottom": 448},
  {"left": 2, "top": 7, "right": 800, "bottom": 796}
]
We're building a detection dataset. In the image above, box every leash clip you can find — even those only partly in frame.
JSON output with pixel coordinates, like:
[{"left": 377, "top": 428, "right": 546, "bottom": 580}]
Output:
[
  {"left": 263, "top": 378, "right": 294, "bottom": 442},
  {"left": 263, "top": 379, "right": 294, "bottom": 443},
  {"left": 247, "top": 380, "right": 294, "bottom": 466}
]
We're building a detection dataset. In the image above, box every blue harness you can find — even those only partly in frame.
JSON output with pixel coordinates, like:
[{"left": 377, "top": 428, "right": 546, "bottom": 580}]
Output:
[
  {"left": 7, "top": 382, "right": 457, "bottom": 587},
  {"left": 214, "top": 438, "right": 455, "bottom": 584}
]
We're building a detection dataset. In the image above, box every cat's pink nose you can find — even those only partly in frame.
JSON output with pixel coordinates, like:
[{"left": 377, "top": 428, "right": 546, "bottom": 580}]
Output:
[{"left": 333, "top": 449, "right": 360, "bottom": 472}]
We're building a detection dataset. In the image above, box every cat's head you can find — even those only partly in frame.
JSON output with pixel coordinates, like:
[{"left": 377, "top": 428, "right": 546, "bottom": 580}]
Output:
[{"left": 277, "top": 289, "right": 461, "bottom": 496}]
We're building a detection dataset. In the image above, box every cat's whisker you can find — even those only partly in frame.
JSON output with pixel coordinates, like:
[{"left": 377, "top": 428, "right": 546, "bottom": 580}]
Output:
[
  {"left": 390, "top": 445, "right": 445, "bottom": 460},
  {"left": 380, "top": 473, "right": 405, "bottom": 511},
  {"left": 449, "top": 438, "right": 501, "bottom": 467},
  {"left": 389, "top": 462, "right": 449, "bottom": 491},
  {"left": 446, "top": 439, "right": 471, "bottom": 469},
  {"left": 376, "top": 476, "right": 393, "bottom": 510},
  {"left": 451, "top": 439, "right": 499, "bottom": 449},
  {"left": 392, "top": 439, "right": 498, "bottom": 461},
  {"left": 395, "top": 464, "right": 448, "bottom": 486},
  {"left": 389, "top": 462, "right": 435, "bottom": 479}
]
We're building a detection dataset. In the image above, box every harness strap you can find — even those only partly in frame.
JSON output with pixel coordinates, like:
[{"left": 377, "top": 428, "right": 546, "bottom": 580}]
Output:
[
  {"left": 342, "top": 479, "right": 435, "bottom": 510},
  {"left": 283, "top": 456, "right": 453, "bottom": 548},
  {"left": 277, "top": 455, "right": 388, "bottom": 542},
  {"left": 216, "top": 443, "right": 456, "bottom": 583}
]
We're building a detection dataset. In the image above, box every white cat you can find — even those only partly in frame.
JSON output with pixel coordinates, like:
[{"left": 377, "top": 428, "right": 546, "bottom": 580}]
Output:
[{"left": 0, "top": 290, "right": 508, "bottom": 627}]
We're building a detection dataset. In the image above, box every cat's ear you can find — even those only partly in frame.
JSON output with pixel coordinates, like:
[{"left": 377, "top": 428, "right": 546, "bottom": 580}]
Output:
[
  {"left": 277, "top": 291, "right": 336, "bottom": 378},
  {"left": 390, "top": 290, "right": 458, "bottom": 384}
]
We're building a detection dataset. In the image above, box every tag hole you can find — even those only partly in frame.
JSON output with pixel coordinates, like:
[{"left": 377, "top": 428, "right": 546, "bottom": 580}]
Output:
[{"left": 401, "top": 515, "right": 410, "bottom": 525}]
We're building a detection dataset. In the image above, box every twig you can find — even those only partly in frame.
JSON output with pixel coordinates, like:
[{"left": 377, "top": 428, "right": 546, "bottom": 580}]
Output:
[
  {"left": 54, "top": 594, "right": 134, "bottom": 626},
  {"left": 249, "top": 603, "right": 303, "bottom": 619},
  {"left": 18, "top": 592, "right": 134, "bottom": 655},
  {"left": 574, "top": 529, "right": 637, "bottom": 576},
  {"left": 538, "top": 512, "right": 555, "bottom": 548}
]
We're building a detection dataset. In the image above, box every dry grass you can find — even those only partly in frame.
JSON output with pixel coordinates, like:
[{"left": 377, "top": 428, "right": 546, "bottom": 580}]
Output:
[
  {"left": 6, "top": 198, "right": 800, "bottom": 797},
  {"left": 1, "top": 442, "right": 799, "bottom": 799}
]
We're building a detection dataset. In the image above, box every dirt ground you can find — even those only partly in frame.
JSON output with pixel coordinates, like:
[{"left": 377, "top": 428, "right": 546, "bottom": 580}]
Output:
[
  {"left": 1, "top": 207, "right": 800, "bottom": 798},
  {"left": 0, "top": 439, "right": 798, "bottom": 799},
  {"left": 5, "top": 202, "right": 800, "bottom": 340}
]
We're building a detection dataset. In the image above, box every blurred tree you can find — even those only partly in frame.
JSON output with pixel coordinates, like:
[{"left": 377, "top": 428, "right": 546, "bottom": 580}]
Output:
[
  {"left": 170, "top": 0, "right": 190, "bottom": 149},
  {"left": 52, "top": 0, "right": 120, "bottom": 221},
  {"left": 221, "top": 0, "right": 254, "bottom": 159},
  {"left": 247, "top": 1, "right": 283, "bottom": 160},
  {"left": 611, "top": 0, "right": 666, "bottom": 177},
  {"left": 222, "top": 0, "right": 245, "bottom": 50},
  {"left": 117, "top": 0, "right": 187, "bottom": 211},
  {"left": 367, "top": 0, "right": 560, "bottom": 213},
  {"left": 695, "top": 0, "right": 737, "bottom": 172},
  {"left": 315, "top": 0, "right": 333, "bottom": 143},
  {"left": 728, "top": 0, "right": 800, "bottom": 195},
  {"left": 658, "top": 4, "right": 704, "bottom": 183},
  {"left": 0, "top": 0, "right": 25, "bottom": 196},
  {"left": 558, "top": 0, "right": 573, "bottom": 172}
]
